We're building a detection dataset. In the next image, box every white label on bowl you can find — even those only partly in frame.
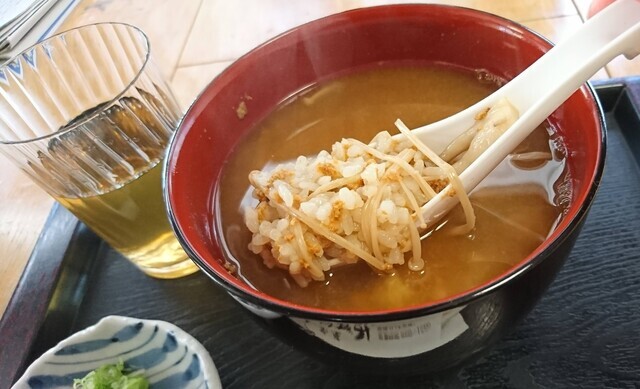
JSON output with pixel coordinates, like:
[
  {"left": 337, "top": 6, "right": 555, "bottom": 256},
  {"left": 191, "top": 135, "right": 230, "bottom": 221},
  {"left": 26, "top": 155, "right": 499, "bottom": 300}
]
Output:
[{"left": 291, "top": 306, "right": 468, "bottom": 358}]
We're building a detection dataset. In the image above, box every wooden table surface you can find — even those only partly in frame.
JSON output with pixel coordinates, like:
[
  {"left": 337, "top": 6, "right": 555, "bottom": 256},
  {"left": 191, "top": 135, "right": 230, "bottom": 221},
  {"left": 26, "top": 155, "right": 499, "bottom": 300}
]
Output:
[{"left": 0, "top": 0, "right": 637, "bottom": 319}]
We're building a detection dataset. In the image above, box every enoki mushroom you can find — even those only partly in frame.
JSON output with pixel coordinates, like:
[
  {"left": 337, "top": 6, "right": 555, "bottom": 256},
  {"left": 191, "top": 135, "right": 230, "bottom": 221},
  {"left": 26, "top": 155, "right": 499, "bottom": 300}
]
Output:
[{"left": 245, "top": 98, "right": 522, "bottom": 287}]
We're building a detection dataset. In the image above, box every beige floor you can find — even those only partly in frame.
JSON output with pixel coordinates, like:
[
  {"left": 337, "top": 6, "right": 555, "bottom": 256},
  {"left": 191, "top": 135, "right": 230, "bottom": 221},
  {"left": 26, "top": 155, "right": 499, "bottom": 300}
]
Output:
[{"left": 0, "top": 0, "right": 638, "bottom": 318}]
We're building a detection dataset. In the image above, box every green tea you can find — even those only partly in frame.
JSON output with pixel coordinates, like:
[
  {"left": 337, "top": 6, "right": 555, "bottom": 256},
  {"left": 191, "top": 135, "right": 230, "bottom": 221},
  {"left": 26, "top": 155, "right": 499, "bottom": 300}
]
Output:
[
  {"left": 56, "top": 161, "right": 193, "bottom": 278},
  {"left": 49, "top": 96, "right": 196, "bottom": 279}
]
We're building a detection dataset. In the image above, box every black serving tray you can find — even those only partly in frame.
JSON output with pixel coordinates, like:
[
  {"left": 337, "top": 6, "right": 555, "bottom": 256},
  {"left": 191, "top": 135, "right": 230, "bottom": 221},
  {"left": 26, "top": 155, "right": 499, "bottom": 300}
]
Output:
[{"left": 2, "top": 80, "right": 640, "bottom": 388}]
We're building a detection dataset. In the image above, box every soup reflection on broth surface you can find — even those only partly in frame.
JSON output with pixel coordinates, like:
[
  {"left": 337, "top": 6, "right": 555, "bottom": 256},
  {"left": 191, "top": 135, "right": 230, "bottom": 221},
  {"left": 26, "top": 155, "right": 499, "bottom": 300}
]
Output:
[{"left": 216, "top": 65, "right": 568, "bottom": 311}]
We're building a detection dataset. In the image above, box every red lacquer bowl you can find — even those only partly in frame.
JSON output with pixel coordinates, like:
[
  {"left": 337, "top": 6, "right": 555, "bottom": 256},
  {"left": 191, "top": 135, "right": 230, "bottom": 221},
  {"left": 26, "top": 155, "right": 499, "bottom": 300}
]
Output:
[{"left": 164, "top": 5, "right": 605, "bottom": 373}]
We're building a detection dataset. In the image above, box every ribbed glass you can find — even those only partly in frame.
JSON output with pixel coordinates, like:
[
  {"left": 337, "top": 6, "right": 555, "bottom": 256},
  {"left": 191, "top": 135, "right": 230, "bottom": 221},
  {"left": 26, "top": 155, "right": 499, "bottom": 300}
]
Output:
[{"left": 0, "top": 23, "right": 197, "bottom": 279}]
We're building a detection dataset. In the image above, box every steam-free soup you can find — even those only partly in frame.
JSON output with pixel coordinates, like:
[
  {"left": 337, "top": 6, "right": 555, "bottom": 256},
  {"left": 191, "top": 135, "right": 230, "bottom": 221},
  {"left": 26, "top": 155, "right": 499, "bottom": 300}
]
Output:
[{"left": 216, "top": 65, "right": 568, "bottom": 311}]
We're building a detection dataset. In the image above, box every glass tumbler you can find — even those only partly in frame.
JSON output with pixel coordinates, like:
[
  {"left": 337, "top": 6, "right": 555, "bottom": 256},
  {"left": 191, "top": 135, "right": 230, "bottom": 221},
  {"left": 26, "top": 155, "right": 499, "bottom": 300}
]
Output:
[{"left": 0, "top": 23, "right": 198, "bottom": 279}]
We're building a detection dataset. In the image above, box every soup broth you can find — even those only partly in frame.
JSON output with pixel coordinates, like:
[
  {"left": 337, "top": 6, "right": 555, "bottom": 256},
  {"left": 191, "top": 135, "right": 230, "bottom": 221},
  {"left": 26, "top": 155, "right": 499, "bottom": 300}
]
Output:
[{"left": 217, "top": 65, "right": 567, "bottom": 311}]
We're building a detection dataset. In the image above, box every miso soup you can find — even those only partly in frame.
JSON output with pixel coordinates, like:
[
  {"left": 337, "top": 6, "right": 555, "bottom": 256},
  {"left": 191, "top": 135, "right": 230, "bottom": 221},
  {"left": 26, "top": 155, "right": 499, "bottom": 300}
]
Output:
[{"left": 216, "top": 65, "right": 568, "bottom": 311}]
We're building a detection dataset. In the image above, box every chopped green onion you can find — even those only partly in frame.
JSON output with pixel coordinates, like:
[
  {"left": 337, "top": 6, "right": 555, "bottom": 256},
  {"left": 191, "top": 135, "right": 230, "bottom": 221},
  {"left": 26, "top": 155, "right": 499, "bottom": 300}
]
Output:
[{"left": 72, "top": 360, "right": 149, "bottom": 389}]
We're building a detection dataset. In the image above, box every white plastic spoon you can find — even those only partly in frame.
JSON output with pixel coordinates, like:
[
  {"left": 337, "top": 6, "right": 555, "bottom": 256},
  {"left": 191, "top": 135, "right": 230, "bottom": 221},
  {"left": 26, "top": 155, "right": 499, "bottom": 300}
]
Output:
[{"left": 414, "top": 0, "right": 640, "bottom": 228}]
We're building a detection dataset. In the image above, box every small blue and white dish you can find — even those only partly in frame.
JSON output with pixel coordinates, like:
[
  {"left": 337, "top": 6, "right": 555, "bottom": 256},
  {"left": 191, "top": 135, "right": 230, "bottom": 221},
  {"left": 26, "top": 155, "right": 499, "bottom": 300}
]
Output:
[{"left": 13, "top": 316, "right": 221, "bottom": 389}]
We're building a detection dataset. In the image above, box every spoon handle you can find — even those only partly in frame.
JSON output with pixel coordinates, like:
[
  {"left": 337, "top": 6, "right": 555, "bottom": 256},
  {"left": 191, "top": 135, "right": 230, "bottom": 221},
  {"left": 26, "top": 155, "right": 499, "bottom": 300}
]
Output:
[
  {"left": 420, "top": 0, "right": 640, "bottom": 227},
  {"left": 499, "top": 0, "right": 640, "bottom": 119}
]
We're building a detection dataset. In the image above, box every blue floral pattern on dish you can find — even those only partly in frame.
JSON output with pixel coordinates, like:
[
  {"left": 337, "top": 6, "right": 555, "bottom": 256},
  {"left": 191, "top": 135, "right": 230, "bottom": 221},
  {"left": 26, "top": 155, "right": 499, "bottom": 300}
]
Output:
[{"left": 13, "top": 316, "right": 221, "bottom": 389}]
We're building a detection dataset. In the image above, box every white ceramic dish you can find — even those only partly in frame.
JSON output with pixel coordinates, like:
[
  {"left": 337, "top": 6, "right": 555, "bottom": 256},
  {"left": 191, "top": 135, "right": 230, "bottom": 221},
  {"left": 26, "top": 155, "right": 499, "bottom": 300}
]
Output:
[{"left": 13, "top": 315, "right": 221, "bottom": 389}]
